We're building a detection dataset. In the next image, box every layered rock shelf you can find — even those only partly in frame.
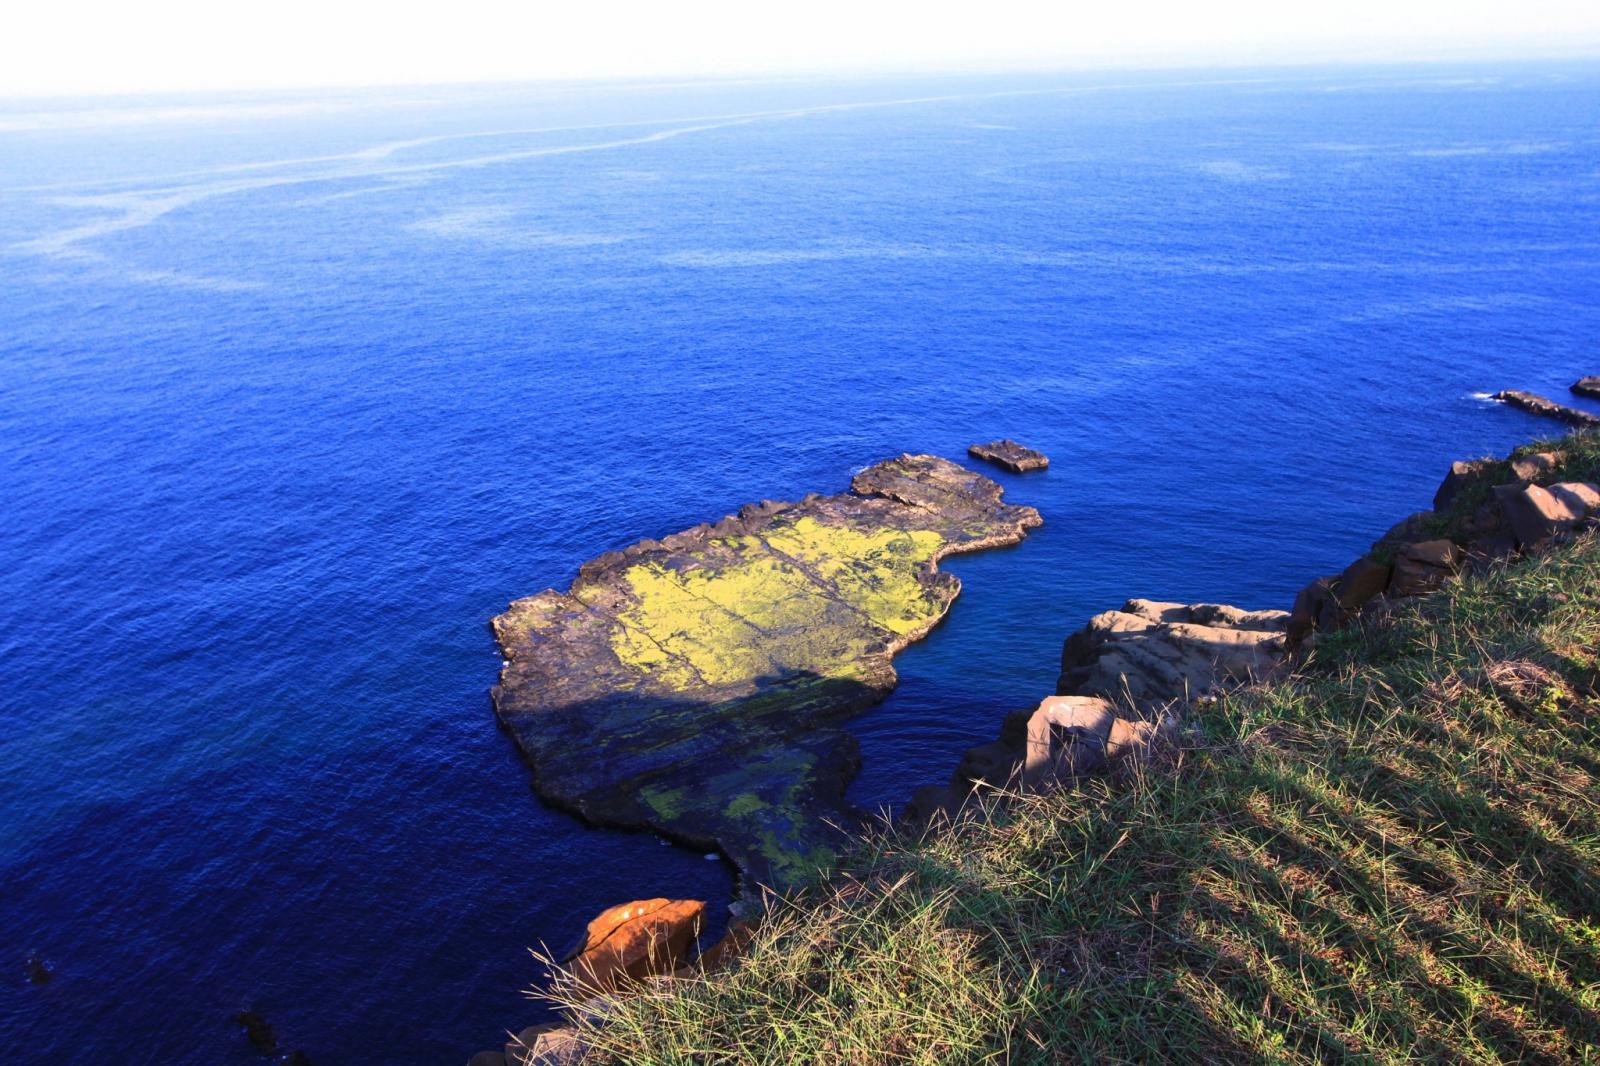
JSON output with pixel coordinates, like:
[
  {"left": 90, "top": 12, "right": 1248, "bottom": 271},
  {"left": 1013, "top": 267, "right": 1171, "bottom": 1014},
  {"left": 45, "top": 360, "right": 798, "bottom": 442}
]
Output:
[
  {"left": 1572, "top": 376, "right": 1600, "bottom": 401},
  {"left": 491, "top": 455, "right": 1041, "bottom": 889},
  {"left": 1494, "top": 389, "right": 1600, "bottom": 427},
  {"left": 968, "top": 439, "right": 1049, "bottom": 473}
]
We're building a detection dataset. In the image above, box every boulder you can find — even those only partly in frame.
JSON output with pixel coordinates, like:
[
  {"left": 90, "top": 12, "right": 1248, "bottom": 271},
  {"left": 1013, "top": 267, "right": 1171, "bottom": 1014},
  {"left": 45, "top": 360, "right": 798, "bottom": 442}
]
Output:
[
  {"left": 1571, "top": 376, "right": 1600, "bottom": 400},
  {"left": 1434, "top": 459, "right": 1498, "bottom": 512},
  {"left": 904, "top": 784, "right": 962, "bottom": 824},
  {"left": 506, "top": 1025, "right": 583, "bottom": 1066},
  {"left": 1058, "top": 599, "right": 1289, "bottom": 712},
  {"left": 1336, "top": 557, "right": 1392, "bottom": 611},
  {"left": 1286, "top": 577, "right": 1338, "bottom": 649},
  {"left": 950, "top": 739, "right": 1023, "bottom": 792},
  {"left": 1510, "top": 451, "right": 1563, "bottom": 481},
  {"left": 1023, "top": 695, "right": 1116, "bottom": 784},
  {"left": 1020, "top": 695, "right": 1169, "bottom": 788},
  {"left": 1493, "top": 482, "right": 1599, "bottom": 546},
  {"left": 1388, "top": 539, "right": 1462, "bottom": 597},
  {"left": 564, "top": 898, "right": 704, "bottom": 995},
  {"left": 967, "top": 439, "right": 1049, "bottom": 473}
]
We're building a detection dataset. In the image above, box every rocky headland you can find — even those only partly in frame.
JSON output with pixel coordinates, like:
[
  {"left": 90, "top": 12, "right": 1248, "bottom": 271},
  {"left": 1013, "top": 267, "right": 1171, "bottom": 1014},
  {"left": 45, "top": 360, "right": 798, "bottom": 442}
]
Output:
[
  {"left": 491, "top": 454, "right": 1041, "bottom": 890},
  {"left": 480, "top": 408, "right": 1600, "bottom": 1064}
]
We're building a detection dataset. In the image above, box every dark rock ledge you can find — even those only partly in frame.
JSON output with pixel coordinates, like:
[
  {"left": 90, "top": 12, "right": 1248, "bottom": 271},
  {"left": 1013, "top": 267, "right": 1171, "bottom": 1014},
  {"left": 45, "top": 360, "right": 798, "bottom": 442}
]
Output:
[
  {"left": 1494, "top": 389, "right": 1600, "bottom": 428},
  {"left": 968, "top": 439, "right": 1049, "bottom": 473},
  {"left": 491, "top": 454, "right": 1041, "bottom": 891}
]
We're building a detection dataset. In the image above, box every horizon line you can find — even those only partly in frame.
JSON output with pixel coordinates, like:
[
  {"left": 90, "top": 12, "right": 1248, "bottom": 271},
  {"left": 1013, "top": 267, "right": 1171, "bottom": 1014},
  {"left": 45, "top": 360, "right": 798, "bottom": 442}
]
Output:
[{"left": 5, "top": 35, "right": 1600, "bottom": 104}]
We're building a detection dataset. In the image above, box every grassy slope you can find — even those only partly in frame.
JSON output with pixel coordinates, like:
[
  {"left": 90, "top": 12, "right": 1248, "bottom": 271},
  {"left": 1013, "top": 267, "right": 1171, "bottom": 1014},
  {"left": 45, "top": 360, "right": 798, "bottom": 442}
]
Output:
[{"left": 554, "top": 435, "right": 1600, "bottom": 1065}]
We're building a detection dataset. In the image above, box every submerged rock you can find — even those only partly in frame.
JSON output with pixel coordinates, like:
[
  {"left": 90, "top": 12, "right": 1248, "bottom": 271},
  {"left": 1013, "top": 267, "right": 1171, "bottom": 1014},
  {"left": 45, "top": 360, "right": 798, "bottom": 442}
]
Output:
[
  {"left": 967, "top": 439, "right": 1049, "bottom": 473},
  {"left": 491, "top": 454, "right": 1041, "bottom": 889},
  {"left": 24, "top": 953, "right": 51, "bottom": 985},
  {"left": 232, "top": 1010, "right": 277, "bottom": 1055},
  {"left": 1493, "top": 390, "right": 1600, "bottom": 427}
]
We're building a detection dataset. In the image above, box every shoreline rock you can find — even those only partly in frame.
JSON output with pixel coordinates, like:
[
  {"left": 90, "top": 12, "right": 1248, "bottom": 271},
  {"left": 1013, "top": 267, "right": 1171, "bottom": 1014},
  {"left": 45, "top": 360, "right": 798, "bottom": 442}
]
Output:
[
  {"left": 1493, "top": 390, "right": 1600, "bottom": 427},
  {"left": 491, "top": 454, "right": 1041, "bottom": 890},
  {"left": 968, "top": 439, "right": 1049, "bottom": 473},
  {"left": 1571, "top": 376, "right": 1600, "bottom": 400}
]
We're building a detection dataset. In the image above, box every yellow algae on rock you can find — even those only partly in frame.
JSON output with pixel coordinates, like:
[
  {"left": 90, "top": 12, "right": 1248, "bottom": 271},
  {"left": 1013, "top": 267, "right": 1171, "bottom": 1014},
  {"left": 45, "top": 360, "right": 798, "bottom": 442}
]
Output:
[{"left": 490, "top": 454, "right": 1040, "bottom": 890}]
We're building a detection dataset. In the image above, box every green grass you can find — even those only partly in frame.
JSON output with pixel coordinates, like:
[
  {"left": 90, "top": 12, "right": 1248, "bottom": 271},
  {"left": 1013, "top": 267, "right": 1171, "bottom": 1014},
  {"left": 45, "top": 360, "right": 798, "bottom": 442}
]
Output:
[{"left": 546, "top": 451, "right": 1600, "bottom": 1064}]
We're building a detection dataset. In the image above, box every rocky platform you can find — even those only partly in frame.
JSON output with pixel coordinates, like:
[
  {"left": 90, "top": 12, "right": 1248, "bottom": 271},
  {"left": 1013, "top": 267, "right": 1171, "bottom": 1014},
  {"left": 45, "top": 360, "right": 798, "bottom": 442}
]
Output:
[
  {"left": 491, "top": 455, "right": 1041, "bottom": 889},
  {"left": 968, "top": 439, "right": 1049, "bottom": 473},
  {"left": 1494, "top": 389, "right": 1600, "bottom": 428}
]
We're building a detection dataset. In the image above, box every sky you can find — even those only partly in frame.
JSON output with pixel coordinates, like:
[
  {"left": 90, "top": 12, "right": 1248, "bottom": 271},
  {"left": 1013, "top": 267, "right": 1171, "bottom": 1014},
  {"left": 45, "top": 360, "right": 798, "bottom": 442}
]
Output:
[{"left": 5, "top": 0, "right": 1600, "bottom": 97}]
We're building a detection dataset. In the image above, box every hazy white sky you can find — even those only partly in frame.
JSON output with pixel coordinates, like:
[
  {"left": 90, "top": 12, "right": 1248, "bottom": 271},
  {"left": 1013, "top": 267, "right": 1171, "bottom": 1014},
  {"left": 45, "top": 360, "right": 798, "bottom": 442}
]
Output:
[{"left": 6, "top": 0, "right": 1600, "bottom": 97}]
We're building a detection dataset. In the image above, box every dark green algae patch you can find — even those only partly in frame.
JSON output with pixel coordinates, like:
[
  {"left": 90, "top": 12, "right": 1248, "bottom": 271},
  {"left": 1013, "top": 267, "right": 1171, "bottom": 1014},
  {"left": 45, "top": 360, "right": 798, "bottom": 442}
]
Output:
[{"left": 491, "top": 455, "right": 1041, "bottom": 890}]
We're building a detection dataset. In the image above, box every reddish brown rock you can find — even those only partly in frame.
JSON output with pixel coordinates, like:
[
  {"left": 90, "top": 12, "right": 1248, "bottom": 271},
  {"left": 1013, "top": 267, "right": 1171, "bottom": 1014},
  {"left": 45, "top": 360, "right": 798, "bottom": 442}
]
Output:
[
  {"left": 1388, "top": 539, "right": 1462, "bottom": 597},
  {"left": 1493, "top": 482, "right": 1597, "bottom": 546},
  {"left": 1434, "top": 459, "right": 1498, "bottom": 512},
  {"left": 564, "top": 898, "right": 705, "bottom": 995},
  {"left": 1336, "top": 557, "right": 1392, "bottom": 611},
  {"left": 1510, "top": 451, "right": 1564, "bottom": 481},
  {"left": 967, "top": 439, "right": 1049, "bottom": 473}
]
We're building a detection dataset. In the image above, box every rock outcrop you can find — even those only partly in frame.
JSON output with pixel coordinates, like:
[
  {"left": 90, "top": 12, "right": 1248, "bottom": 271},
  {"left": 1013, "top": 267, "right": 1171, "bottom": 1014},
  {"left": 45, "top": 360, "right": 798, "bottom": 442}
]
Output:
[
  {"left": 968, "top": 439, "right": 1049, "bottom": 473},
  {"left": 1494, "top": 390, "right": 1600, "bottom": 427},
  {"left": 561, "top": 898, "right": 705, "bottom": 995},
  {"left": 1056, "top": 599, "right": 1289, "bottom": 713},
  {"left": 1288, "top": 440, "right": 1600, "bottom": 650},
  {"left": 904, "top": 693, "right": 1168, "bottom": 823},
  {"left": 492, "top": 455, "right": 1041, "bottom": 889},
  {"left": 905, "top": 602, "right": 1285, "bottom": 825},
  {"left": 1572, "top": 376, "right": 1600, "bottom": 400}
]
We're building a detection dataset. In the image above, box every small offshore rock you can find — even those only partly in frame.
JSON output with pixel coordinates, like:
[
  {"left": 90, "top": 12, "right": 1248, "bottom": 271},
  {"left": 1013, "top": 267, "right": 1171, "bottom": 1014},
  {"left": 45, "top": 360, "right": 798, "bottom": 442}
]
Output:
[
  {"left": 232, "top": 1010, "right": 277, "bottom": 1055},
  {"left": 1493, "top": 390, "right": 1600, "bottom": 427},
  {"left": 967, "top": 439, "right": 1049, "bottom": 473},
  {"left": 24, "top": 953, "right": 51, "bottom": 985},
  {"left": 1571, "top": 376, "right": 1600, "bottom": 400}
]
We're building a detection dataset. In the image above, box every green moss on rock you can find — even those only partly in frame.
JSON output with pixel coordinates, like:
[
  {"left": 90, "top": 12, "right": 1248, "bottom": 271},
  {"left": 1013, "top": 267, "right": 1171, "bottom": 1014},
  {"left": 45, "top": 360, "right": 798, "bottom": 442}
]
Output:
[{"left": 490, "top": 454, "right": 1041, "bottom": 889}]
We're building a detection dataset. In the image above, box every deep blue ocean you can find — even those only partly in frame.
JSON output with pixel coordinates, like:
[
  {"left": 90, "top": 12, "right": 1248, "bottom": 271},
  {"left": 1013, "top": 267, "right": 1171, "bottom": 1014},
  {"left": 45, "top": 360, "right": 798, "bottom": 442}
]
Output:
[{"left": 3, "top": 62, "right": 1599, "bottom": 1063}]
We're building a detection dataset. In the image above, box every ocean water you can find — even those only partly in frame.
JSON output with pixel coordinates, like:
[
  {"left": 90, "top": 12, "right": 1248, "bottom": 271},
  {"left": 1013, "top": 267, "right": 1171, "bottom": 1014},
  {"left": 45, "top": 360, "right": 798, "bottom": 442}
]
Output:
[{"left": 3, "top": 62, "right": 1599, "bottom": 1063}]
